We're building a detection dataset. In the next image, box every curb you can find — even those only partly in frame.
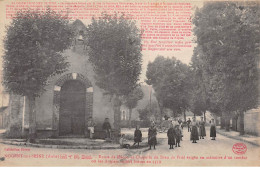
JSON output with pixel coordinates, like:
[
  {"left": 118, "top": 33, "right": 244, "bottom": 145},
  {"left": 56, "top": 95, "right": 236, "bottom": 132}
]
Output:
[
  {"left": 0, "top": 140, "right": 122, "bottom": 150},
  {"left": 216, "top": 130, "right": 259, "bottom": 147}
]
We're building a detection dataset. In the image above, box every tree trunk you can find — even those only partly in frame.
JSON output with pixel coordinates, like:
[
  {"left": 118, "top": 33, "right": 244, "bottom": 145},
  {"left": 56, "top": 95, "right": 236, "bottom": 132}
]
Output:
[
  {"left": 233, "top": 116, "right": 238, "bottom": 131},
  {"left": 183, "top": 109, "right": 186, "bottom": 122},
  {"left": 225, "top": 117, "right": 230, "bottom": 131},
  {"left": 220, "top": 116, "right": 225, "bottom": 129},
  {"left": 224, "top": 112, "right": 230, "bottom": 131},
  {"left": 239, "top": 111, "right": 245, "bottom": 135},
  {"left": 158, "top": 101, "right": 164, "bottom": 123},
  {"left": 203, "top": 111, "right": 206, "bottom": 122},
  {"left": 128, "top": 108, "right": 132, "bottom": 128},
  {"left": 193, "top": 113, "right": 195, "bottom": 118},
  {"left": 113, "top": 95, "right": 121, "bottom": 134},
  {"left": 28, "top": 96, "right": 36, "bottom": 143}
]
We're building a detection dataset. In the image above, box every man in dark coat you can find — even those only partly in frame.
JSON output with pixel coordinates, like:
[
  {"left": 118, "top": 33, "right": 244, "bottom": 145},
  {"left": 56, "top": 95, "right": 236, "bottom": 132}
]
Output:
[
  {"left": 148, "top": 122, "right": 157, "bottom": 150},
  {"left": 167, "top": 124, "right": 175, "bottom": 149},
  {"left": 133, "top": 125, "right": 142, "bottom": 147},
  {"left": 102, "top": 118, "right": 112, "bottom": 139}
]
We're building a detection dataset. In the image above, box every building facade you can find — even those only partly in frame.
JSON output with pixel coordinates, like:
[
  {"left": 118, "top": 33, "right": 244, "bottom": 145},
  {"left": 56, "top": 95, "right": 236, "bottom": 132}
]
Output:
[{"left": 7, "top": 20, "right": 116, "bottom": 138}]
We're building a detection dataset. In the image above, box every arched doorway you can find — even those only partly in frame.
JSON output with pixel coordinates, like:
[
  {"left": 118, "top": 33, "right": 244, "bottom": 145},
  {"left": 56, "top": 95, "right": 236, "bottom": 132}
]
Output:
[
  {"left": 59, "top": 80, "right": 86, "bottom": 136},
  {"left": 52, "top": 73, "right": 93, "bottom": 137}
]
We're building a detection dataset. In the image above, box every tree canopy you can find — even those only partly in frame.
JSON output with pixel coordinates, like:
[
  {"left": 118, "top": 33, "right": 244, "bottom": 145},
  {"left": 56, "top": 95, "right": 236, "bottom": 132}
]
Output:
[
  {"left": 86, "top": 13, "right": 142, "bottom": 97},
  {"left": 3, "top": 8, "right": 73, "bottom": 141},
  {"left": 146, "top": 56, "right": 190, "bottom": 117},
  {"left": 86, "top": 13, "right": 142, "bottom": 130},
  {"left": 193, "top": 2, "right": 259, "bottom": 113},
  {"left": 124, "top": 87, "right": 144, "bottom": 110},
  {"left": 3, "top": 9, "right": 73, "bottom": 97}
]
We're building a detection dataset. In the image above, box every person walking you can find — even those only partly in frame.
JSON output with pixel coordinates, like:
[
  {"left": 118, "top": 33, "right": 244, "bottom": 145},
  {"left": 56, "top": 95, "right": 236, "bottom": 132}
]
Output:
[
  {"left": 133, "top": 125, "right": 142, "bottom": 147},
  {"left": 190, "top": 117, "right": 199, "bottom": 143},
  {"left": 148, "top": 122, "right": 157, "bottom": 150},
  {"left": 210, "top": 119, "right": 216, "bottom": 140},
  {"left": 199, "top": 117, "right": 206, "bottom": 139},
  {"left": 187, "top": 118, "right": 191, "bottom": 132},
  {"left": 167, "top": 124, "right": 175, "bottom": 149}
]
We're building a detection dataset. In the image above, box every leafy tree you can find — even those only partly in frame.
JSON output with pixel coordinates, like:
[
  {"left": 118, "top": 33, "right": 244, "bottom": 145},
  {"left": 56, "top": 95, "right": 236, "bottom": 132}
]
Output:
[
  {"left": 146, "top": 56, "right": 174, "bottom": 118},
  {"left": 3, "top": 9, "right": 73, "bottom": 141},
  {"left": 189, "top": 47, "right": 210, "bottom": 120},
  {"left": 86, "top": 13, "right": 142, "bottom": 131},
  {"left": 146, "top": 56, "right": 190, "bottom": 121},
  {"left": 124, "top": 87, "right": 144, "bottom": 127},
  {"left": 193, "top": 2, "right": 260, "bottom": 133},
  {"left": 138, "top": 108, "right": 149, "bottom": 121},
  {"left": 137, "top": 101, "right": 160, "bottom": 126}
]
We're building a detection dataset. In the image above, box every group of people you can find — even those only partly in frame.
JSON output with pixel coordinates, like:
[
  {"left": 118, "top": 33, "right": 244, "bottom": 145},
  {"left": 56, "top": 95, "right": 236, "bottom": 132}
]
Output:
[
  {"left": 119, "top": 125, "right": 142, "bottom": 149},
  {"left": 88, "top": 116, "right": 217, "bottom": 150},
  {"left": 138, "top": 121, "right": 183, "bottom": 150},
  {"left": 167, "top": 123, "right": 183, "bottom": 149},
  {"left": 132, "top": 117, "right": 217, "bottom": 150},
  {"left": 187, "top": 117, "right": 217, "bottom": 143},
  {"left": 87, "top": 117, "right": 112, "bottom": 139}
]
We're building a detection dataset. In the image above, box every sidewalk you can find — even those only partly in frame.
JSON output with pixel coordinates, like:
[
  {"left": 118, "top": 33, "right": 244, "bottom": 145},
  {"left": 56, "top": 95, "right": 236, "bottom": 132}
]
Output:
[
  {"left": 216, "top": 126, "right": 260, "bottom": 146},
  {"left": 0, "top": 129, "right": 149, "bottom": 149},
  {"left": 0, "top": 138, "right": 121, "bottom": 150}
]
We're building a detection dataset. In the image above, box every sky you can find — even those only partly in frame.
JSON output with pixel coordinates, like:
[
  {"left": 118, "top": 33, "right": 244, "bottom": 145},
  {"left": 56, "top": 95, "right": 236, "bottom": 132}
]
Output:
[{"left": 0, "top": 0, "right": 203, "bottom": 98}]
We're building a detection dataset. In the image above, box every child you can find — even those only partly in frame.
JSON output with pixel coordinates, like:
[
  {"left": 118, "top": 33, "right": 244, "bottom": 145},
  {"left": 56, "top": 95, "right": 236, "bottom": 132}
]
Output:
[
  {"left": 133, "top": 125, "right": 142, "bottom": 147},
  {"left": 119, "top": 134, "right": 130, "bottom": 149},
  {"left": 175, "top": 124, "right": 182, "bottom": 147},
  {"left": 167, "top": 124, "right": 175, "bottom": 149}
]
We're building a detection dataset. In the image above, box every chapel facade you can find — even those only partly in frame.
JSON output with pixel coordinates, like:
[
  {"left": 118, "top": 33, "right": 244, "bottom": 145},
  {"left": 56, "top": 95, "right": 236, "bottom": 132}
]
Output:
[{"left": 7, "top": 20, "right": 116, "bottom": 138}]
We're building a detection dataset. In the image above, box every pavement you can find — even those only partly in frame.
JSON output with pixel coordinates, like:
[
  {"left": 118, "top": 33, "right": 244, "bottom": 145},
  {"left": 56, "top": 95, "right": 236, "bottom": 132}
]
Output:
[
  {"left": 216, "top": 126, "right": 260, "bottom": 146},
  {"left": 0, "top": 128, "right": 150, "bottom": 149},
  {"left": 1, "top": 126, "right": 259, "bottom": 166},
  {"left": 0, "top": 126, "right": 259, "bottom": 149}
]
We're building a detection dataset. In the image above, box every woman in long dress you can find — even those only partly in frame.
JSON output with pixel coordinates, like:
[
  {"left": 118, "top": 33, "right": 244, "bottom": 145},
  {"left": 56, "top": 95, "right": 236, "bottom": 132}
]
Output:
[
  {"left": 133, "top": 125, "right": 142, "bottom": 147},
  {"left": 167, "top": 124, "right": 175, "bottom": 149},
  {"left": 199, "top": 117, "right": 206, "bottom": 139},
  {"left": 148, "top": 122, "right": 157, "bottom": 149},
  {"left": 210, "top": 119, "right": 216, "bottom": 140},
  {"left": 190, "top": 117, "right": 199, "bottom": 143}
]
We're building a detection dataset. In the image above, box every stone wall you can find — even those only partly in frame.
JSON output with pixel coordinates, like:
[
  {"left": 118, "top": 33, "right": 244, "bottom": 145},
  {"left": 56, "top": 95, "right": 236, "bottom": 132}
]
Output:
[
  {"left": 244, "top": 109, "right": 259, "bottom": 136},
  {"left": 5, "top": 94, "right": 24, "bottom": 137}
]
